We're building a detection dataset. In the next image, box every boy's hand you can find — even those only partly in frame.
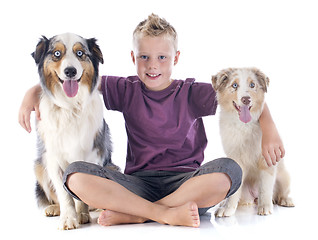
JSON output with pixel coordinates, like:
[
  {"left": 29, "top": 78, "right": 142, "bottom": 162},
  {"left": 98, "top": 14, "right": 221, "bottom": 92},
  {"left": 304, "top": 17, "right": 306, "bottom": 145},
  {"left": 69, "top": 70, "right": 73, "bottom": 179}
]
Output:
[
  {"left": 262, "top": 128, "right": 285, "bottom": 167},
  {"left": 18, "top": 84, "right": 41, "bottom": 133},
  {"left": 259, "top": 103, "right": 285, "bottom": 167}
]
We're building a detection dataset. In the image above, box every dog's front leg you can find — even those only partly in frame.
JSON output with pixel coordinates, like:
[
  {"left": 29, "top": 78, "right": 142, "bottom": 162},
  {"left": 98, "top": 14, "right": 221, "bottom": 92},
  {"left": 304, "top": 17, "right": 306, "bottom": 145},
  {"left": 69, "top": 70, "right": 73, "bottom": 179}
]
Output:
[
  {"left": 258, "top": 167, "right": 276, "bottom": 215},
  {"left": 75, "top": 200, "right": 91, "bottom": 224},
  {"left": 215, "top": 186, "right": 242, "bottom": 217},
  {"left": 45, "top": 154, "right": 79, "bottom": 230}
]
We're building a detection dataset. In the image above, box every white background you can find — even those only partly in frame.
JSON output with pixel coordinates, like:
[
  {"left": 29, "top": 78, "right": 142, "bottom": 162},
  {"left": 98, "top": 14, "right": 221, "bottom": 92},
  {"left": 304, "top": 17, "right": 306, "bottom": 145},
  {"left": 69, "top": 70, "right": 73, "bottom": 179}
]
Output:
[{"left": 0, "top": 0, "right": 317, "bottom": 239}]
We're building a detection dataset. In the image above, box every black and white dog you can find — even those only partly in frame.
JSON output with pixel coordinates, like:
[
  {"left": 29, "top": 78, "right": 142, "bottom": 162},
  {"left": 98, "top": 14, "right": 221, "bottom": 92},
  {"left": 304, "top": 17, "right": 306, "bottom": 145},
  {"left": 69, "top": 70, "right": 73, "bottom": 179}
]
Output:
[{"left": 32, "top": 33, "right": 117, "bottom": 230}]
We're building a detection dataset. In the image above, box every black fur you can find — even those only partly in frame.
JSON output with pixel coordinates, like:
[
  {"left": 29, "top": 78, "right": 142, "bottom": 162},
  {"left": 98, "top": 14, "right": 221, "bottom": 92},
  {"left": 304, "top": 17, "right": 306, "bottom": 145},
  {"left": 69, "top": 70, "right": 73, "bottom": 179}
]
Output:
[
  {"left": 31, "top": 35, "right": 49, "bottom": 64},
  {"left": 86, "top": 38, "right": 103, "bottom": 93},
  {"left": 32, "top": 34, "right": 118, "bottom": 211}
]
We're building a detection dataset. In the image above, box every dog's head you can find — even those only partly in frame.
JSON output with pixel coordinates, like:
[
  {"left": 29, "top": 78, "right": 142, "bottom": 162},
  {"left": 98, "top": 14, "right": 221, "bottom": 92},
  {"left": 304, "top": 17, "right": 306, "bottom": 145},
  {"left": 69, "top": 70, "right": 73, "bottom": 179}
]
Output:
[
  {"left": 212, "top": 68, "right": 269, "bottom": 123},
  {"left": 32, "top": 33, "right": 103, "bottom": 98}
]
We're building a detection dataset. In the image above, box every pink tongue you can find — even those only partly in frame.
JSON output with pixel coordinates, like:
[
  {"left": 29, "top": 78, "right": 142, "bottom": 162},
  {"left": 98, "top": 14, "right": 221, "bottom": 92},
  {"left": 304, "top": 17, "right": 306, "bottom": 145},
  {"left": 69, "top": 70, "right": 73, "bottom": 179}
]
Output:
[
  {"left": 63, "top": 80, "right": 79, "bottom": 98},
  {"left": 239, "top": 105, "right": 252, "bottom": 123}
]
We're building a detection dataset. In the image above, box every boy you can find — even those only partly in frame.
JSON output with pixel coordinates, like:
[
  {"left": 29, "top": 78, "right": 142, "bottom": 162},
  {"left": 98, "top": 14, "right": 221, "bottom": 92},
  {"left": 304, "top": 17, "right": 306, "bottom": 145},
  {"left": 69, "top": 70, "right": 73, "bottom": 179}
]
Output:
[{"left": 19, "top": 14, "right": 284, "bottom": 227}]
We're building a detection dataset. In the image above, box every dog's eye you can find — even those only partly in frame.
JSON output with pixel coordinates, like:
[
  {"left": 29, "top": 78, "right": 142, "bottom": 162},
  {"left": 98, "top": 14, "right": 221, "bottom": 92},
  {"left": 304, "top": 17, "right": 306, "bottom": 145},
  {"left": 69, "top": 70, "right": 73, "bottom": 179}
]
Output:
[
  {"left": 54, "top": 50, "right": 61, "bottom": 58},
  {"left": 250, "top": 82, "right": 255, "bottom": 88},
  {"left": 76, "top": 50, "right": 83, "bottom": 57},
  {"left": 232, "top": 83, "right": 238, "bottom": 89}
]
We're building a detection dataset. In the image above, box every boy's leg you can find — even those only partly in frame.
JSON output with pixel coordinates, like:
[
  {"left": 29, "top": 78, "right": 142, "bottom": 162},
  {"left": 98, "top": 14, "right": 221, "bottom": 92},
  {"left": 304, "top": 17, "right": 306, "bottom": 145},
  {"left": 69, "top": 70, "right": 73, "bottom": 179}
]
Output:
[
  {"left": 99, "top": 158, "right": 242, "bottom": 225},
  {"left": 158, "top": 158, "right": 242, "bottom": 209},
  {"left": 63, "top": 162, "right": 200, "bottom": 227},
  {"left": 66, "top": 173, "right": 199, "bottom": 227},
  {"left": 156, "top": 173, "right": 230, "bottom": 208},
  {"left": 99, "top": 172, "right": 230, "bottom": 226}
]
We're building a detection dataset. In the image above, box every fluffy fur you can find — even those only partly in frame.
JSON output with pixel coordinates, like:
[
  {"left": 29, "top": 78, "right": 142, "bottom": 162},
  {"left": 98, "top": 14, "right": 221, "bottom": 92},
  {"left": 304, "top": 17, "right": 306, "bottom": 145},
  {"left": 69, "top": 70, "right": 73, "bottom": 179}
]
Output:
[
  {"left": 212, "top": 68, "right": 294, "bottom": 217},
  {"left": 32, "top": 33, "right": 118, "bottom": 230}
]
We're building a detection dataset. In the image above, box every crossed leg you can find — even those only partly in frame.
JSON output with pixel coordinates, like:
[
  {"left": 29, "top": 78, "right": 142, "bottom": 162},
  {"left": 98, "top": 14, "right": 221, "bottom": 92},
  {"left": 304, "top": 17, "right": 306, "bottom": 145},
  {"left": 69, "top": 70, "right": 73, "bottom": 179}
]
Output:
[{"left": 66, "top": 172, "right": 231, "bottom": 227}]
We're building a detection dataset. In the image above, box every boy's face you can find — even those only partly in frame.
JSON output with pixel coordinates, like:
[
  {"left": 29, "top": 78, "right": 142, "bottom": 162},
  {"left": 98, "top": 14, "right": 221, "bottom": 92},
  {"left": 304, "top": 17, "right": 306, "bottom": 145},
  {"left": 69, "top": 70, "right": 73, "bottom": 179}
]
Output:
[{"left": 131, "top": 35, "right": 180, "bottom": 91}]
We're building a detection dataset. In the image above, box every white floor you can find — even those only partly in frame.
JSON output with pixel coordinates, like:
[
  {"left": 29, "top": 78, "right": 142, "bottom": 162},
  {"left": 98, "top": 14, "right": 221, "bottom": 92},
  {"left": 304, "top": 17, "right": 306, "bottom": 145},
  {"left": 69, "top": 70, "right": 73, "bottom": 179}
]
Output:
[
  {"left": 2, "top": 1, "right": 318, "bottom": 239},
  {"left": 3, "top": 196, "right": 312, "bottom": 240}
]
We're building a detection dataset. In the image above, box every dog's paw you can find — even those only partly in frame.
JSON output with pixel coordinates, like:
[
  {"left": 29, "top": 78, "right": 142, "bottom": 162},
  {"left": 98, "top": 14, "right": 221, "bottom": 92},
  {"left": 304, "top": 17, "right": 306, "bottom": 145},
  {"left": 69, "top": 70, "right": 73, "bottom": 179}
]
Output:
[
  {"left": 275, "top": 197, "right": 295, "bottom": 207},
  {"left": 215, "top": 206, "right": 236, "bottom": 217},
  {"left": 257, "top": 203, "right": 273, "bottom": 216},
  {"left": 78, "top": 212, "right": 91, "bottom": 225},
  {"left": 58, "top": 213, "right": 79, "bottom": 230},
  {"left": 45, "top": 204, "right": 60, "bottom": 217},
  {"left": 239, "top": 200, "right": 255, "bottom": 206}
]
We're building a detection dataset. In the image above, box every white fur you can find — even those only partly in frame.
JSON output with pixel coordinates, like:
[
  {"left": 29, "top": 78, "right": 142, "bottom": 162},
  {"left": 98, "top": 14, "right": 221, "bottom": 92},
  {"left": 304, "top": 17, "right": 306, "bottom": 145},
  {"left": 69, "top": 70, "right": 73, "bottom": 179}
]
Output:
[
  {"left": 38, "top": 84, "right": 104, "bottom": 166},
  {"left": 213, "top": 68, "right": 294, "bottom": 217},
  {"left": 37, "top": 82, "right": 104, "bottom": 229},
  {"left": 55, "top": 34, "right": 86, "bottom": 81},
  {"left": 35, "top": 33, "right": 106, "bottom": 229}
]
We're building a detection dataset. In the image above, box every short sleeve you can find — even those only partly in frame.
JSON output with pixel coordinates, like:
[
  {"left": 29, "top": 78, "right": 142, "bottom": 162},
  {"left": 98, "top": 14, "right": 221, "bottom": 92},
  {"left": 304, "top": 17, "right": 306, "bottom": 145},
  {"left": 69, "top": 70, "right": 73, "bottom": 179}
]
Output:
[
  {"left": 188, "top": 81, "right": 218, "bottom": 118},
  {"left": 101, "top": 76, "right": 127, "bottom": 112}
]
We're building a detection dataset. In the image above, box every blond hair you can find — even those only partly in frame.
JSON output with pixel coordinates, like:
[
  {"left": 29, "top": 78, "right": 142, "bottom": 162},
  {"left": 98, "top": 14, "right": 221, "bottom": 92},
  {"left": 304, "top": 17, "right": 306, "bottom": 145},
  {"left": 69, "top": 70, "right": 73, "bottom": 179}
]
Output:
[{"left": 133, "top": 13, "right": 178, "bottom": 51}]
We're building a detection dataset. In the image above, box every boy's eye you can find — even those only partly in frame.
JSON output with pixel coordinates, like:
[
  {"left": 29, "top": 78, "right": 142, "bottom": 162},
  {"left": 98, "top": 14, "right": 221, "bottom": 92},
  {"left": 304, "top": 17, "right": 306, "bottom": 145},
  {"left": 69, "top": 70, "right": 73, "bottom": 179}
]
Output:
[
  {"left": 140, "top": 55, "right": 149, "bottom": 60},
  {"left": 159, "top": 56, "right": 166, "bottom": 60}
]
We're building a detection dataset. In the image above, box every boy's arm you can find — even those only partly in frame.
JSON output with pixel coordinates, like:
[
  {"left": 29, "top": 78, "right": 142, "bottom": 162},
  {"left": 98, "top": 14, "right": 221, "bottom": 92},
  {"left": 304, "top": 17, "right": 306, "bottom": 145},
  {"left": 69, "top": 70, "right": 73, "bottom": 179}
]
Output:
[
  {"left": 18, "top": 84, "right": 41, "bottom": 133},
  {"left": 259, "top": 103, "right": 285, "bottom": 167},
  {"left": 98, "top": 76, "right": 103, "bottom": 93}
]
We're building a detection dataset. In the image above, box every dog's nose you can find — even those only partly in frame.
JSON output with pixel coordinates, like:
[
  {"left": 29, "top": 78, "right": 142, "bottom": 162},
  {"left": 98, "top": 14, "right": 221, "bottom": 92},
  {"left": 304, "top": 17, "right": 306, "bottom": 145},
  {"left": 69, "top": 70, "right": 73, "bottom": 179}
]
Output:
[
  {"left": 241, "top": 96, "right": 251, "bottom": 105},
  {"left": 64, "top": 67, "right": 77, "bottom": 78}
]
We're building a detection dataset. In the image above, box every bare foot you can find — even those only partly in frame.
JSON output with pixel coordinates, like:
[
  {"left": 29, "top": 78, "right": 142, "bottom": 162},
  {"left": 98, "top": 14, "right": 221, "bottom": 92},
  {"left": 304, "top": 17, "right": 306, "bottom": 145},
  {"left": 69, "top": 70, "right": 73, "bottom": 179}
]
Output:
[
  {"left": 162, "top": 202, "right": 200, "bottom": 228},
  {"left": 98, "top": 210, "right": 146, "bottom": 226},
  {"left": 98, "top": 202, "right": 200, "bottom": 228}
]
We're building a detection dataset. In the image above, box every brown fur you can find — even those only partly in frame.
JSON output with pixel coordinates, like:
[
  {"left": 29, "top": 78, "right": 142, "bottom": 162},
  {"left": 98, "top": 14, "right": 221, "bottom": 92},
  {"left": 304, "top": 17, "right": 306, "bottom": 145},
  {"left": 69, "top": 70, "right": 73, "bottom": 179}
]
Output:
[
  {"left": 42, "top": 43, "right": 66, "bottom": 95},
  {"left": 42, "top": 42, "right": 96, "bottom": 95},
  {"left": 34, "top": 161, "right": 58, "bottom": 205},
  {"left": 212, "top": 68, "right": 268, "bottom": 120},
  {"left": 251, "top": 68, "right": 269, "bottom": 92},
  {"left": 213, "top": 68, "right": 294, "bottom": 217}
]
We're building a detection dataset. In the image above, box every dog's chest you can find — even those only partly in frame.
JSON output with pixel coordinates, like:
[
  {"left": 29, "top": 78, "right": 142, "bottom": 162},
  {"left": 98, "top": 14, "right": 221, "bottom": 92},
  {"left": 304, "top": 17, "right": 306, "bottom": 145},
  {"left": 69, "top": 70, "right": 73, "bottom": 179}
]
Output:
[
  {"left": 219, "top": 112, "right": 262, "bottom": 159},
  {"left": 37, "top": 94, "right": 103, "bottom": 162}
]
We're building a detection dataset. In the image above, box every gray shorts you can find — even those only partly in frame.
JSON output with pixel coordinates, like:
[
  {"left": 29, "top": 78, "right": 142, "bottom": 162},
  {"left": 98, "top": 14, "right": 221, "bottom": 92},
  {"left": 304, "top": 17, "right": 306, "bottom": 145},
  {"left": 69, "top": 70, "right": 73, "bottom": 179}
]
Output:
[{"left": 63, "top": 158, "right": 242, "bottom": 215}]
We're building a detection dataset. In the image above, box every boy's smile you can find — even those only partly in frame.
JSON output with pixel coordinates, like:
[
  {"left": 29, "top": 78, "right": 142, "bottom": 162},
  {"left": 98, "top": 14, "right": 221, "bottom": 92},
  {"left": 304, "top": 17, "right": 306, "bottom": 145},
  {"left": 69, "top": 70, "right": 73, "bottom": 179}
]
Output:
[
  {"left": 131, "top": 36, "right": 180, "bottom": 91},
  {"left": 146, "top": 73, "right": 161, "bottom": 79}
]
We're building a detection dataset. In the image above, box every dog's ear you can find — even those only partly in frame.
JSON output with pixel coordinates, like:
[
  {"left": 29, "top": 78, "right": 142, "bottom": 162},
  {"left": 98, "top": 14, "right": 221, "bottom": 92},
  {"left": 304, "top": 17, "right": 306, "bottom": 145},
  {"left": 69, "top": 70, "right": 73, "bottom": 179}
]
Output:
[
  {"left": 32, "top": 36, "right": 49, "bottom": 64},
  {"left": 212, "top": 68, "right": 233, "bottom": 92},
  {"left": 87, "top": 38, "right": 104, "bottom": 64},
  {"left": 252, "top": 68, "right": 269, "bottom": 92}
]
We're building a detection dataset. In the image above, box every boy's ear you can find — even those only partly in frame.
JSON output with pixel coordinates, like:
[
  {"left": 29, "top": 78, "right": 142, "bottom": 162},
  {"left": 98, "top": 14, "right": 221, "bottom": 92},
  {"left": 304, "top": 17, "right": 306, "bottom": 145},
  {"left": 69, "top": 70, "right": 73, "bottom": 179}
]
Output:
[
  {"left": 174, "top": 51, "right": 180, "bottom": 65},
  {"left": 131, "top": 51, "right": 136, "bottom": 65}
]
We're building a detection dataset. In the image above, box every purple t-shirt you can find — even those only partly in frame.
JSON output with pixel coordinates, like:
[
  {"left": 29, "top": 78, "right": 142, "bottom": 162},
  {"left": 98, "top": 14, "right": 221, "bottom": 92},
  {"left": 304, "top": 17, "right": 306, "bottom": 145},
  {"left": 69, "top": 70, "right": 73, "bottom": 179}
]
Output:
[{"left": 101, "top": 75, "right": 217, "bottom": 174}]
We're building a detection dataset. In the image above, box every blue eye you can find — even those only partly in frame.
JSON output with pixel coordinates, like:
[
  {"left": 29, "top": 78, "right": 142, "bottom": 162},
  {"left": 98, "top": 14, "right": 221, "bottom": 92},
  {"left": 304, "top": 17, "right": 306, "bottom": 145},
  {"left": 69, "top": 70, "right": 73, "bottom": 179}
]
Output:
[
  {"left": 140, "top": 55, "right": 148, "bottom": 60},
  {"left": 159, "top": 56, "right": 166, "bottom": 60},
  {"left": 232, "top": 83, "right": 238, "bottom": 89},
  {"left": 76, "top": 50, "right": 83, "bottom": 57},
  {"left": 250, "top": 82, "right": 255, "bottom": 88},
  {"left": 54, "top": 50, "right": 61, "bottom": 58}
]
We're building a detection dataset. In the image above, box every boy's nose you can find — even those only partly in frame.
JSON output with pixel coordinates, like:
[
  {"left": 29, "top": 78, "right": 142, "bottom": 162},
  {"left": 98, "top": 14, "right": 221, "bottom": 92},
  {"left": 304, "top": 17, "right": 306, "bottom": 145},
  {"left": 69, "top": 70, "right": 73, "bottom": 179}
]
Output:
[{"left": 148, "top": 59, "right": 158, "bottom": 69}]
